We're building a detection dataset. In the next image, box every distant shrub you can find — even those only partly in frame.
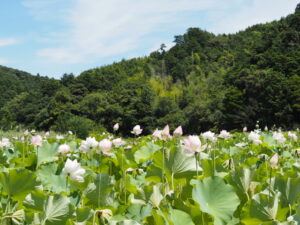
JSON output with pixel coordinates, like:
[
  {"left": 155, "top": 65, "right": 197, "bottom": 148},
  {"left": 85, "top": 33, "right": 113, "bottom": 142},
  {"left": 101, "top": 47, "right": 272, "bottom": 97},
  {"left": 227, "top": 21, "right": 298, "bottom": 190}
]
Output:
[{"left": 52, "top": 113, "right": 95, "bottom": 139}]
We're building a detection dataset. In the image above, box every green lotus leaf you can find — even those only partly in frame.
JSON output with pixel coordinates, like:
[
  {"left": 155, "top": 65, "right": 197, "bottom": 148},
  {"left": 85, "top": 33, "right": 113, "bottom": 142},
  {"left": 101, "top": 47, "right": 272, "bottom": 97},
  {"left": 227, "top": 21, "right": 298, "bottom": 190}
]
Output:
[
  {"left": 169, "top": 209, "right": 195, "bottom": 225},
  {"left": 191, "top": 176, "right": 240, "bottom": 225},
  {"left": 0, "top": 168, "right": 38, "bottom": 201}
]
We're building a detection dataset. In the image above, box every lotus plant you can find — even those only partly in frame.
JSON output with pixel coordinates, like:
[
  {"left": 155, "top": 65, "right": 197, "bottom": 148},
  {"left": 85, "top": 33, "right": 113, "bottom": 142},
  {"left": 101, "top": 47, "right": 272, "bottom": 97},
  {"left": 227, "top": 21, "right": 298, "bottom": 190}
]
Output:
[{"left": 62, "top": 158, "right": 85, "bottom": 183}]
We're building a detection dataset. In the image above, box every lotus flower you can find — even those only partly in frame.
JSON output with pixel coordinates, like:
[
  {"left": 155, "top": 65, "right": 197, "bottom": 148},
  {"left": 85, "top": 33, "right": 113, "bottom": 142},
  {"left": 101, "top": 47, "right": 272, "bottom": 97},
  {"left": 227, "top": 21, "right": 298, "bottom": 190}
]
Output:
[
  {"left": 248, "top": 131, "right": 262, "bottom": 145},
  {"left": 56, "top": 135, "right": 64, "bottom": 140},
  {"left": 161, "top": 125, "right": 172, "bottom": 140},
  {"left": 272, "top": 131, "right": 286, "bottom": 144},
  {"left": 58, "top": 144, "right": 71, "bottom": 154},
  {"left": 288, "top": 131, "right": 298, "bottom": 141},
  {"left": 243, "top": 127, "right": 247, "bottom": 132},
  {"left": 99, "top": 139, "right": 113, "bottom": 155},
  {"left": 113, "top": 123, "right": 119, "bottom": 131},
  {"left": 270, "top": 153, "right": 278, "bottom": 169},
  {"left": 219, "top": 130, "right": 231, "bottom": 139},
  {"left": 31, "top": 135, "right": 43, "bottom": 147},
  {"left": 152, "top": 129, "right": 162, "bottom": 140},
  {"left": 201, "top": 131, "right": 217, "bottom": 142},
  {"left": 173, "top": 126, "right": 183, "bottom": 136},
  {"left": 62, "top": 159, "right": 85, "bottom": 182},
  {"left": 131, "top": 125, "right": 142, "bottom": 136},
  {"left": 0, "top": 138, "right": 11, "bottom": 148},
  {"left": 183, "top": 135, "right": 203, "bottom": 156},
  {"left": 79, "top": 137, "right": 98, "bottom": 152},
  {"left": 112, "top": 138, "right": 123, "bottom": 148}
]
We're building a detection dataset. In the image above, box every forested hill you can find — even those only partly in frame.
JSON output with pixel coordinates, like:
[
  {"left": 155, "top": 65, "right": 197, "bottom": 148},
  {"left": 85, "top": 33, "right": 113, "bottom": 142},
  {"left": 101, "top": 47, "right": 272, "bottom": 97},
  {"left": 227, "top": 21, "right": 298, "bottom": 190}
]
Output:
[{"left": 0, "top": 4, "right": 299, "bottom": 137}]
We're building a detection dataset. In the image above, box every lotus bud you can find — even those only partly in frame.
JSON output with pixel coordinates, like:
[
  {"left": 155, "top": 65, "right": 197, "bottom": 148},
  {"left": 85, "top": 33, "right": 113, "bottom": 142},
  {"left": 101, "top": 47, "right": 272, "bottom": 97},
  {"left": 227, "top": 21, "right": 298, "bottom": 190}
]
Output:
[
  {"left": 270, "top": 153, "right": 279, "bottom": 169},
  {"left": 99, "top": 139, "right": 112, "bottom": 155},
  {"left": 173, "top": 126, "right": 183, "bottom": 136},
  {"left": 131, "top": 125, "right": 142, "bottom": 136},
  {"left": 113, "top": 123, "right": 119, "bottom": 131},
  {"left": 31, "top": 135, "right": 43, "bottom": 147}
]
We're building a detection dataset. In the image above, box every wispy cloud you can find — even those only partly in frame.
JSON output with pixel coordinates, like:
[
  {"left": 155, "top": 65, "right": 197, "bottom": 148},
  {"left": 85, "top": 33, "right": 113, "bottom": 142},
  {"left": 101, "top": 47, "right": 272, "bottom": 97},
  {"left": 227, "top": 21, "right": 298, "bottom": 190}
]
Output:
[
  {"left": 25, "top": 0, "right": 219, "bottom": 64},
  {"left": 0, "top": 38, "right": 18, "bottom": 47},
  {"left": 22, "top": 0, "right": 298, "bottom": 66}
]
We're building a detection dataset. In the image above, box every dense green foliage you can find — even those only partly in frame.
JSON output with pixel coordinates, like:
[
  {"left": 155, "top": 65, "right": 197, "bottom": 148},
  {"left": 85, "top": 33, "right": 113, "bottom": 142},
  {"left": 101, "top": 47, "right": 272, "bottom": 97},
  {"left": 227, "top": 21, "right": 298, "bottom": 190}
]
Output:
[
  {"left": 0, "top": 129, "right": 299, "bottom": 224},
  {"left": 0, "top": 5, "right": 299, "bottom": 136}
]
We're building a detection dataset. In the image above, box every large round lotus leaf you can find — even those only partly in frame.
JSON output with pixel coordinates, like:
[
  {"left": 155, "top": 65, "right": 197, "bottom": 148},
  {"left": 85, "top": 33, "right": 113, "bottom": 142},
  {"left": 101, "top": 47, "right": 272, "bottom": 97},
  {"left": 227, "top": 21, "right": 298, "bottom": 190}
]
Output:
[
  {"left": 191, "top": 176, "right": 240, "bottom": 225},
  {"left": 0, "top": 168, "right": 37, "bottom": 201}
]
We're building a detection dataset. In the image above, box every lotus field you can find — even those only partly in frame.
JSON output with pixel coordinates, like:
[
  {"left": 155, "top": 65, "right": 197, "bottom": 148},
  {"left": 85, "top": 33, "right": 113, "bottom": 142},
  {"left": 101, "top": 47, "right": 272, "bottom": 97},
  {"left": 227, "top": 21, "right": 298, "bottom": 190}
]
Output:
[{"left": 0, "top": 125, "right": 300, "bottom": 224}]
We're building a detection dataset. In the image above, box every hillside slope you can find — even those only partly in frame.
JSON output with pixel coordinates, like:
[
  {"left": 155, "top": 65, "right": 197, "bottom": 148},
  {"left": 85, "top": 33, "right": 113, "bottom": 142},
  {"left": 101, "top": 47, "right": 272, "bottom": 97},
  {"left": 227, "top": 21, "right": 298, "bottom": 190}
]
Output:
[{"left": 0, "top": 4, "right": 299, "bottom": 136}]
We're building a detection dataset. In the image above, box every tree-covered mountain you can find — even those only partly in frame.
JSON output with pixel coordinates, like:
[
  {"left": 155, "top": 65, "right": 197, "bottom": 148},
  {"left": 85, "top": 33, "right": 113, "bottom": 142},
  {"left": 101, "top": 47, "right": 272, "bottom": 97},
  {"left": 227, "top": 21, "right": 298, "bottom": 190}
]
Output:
[{"left": 0, "top": 4, "right": 299, "bottom": 137}]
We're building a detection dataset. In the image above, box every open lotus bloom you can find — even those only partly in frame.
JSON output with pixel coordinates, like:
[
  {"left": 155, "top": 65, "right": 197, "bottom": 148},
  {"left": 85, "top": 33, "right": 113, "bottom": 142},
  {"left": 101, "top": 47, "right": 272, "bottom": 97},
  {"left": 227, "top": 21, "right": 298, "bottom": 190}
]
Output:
[
  {"left": 99, "top": 139, "right": 113, "bottom": 155},
  {"left": 183, "top": 135, "right": 206, "bottom": 156},
  {"left": 173, "top": 126, "right": 183, "bottom": 136},
  {"left": 113, "top": 123, "right": 119, "bottom": 131},
  {"left": 0, "top": 138, "right": 11, "bottom": 148},
  {"left": 272, "top": 131, "right": 286, "bottom": 144},
  {"left": 112, "top": 138, "right": 123, "bottom": 148},
  {"left": 131, "top": 125, "right": 143, "bottom": 136},
  {"left": 219, "top": 130, "right": 231, "bottom": 139},
  {"left": 201, "top": 131, "right": 217, "bottom": 142},
  {"left": 270, "top": 153, "right": 279, "bottom": 169},
  {"left": 248, "top": 131, "right": 262, "bottom": 145},
  {"left": 31, "top": 135, "right": 43, "bottom": 147},
  {"left": 79, "top": 137, "right": 98, "bottom": 152},
  {"left": 62, "top": 159, "right": 85, "bottom": 182},
  {"left": 58, "top": 144, "right": 71, "bottom": 154}
]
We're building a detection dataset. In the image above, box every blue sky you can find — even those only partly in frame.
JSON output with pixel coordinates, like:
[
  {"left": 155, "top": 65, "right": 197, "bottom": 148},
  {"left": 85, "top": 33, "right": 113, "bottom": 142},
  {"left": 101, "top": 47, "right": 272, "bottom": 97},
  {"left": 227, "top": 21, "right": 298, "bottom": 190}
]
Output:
[{"left": 0, "top": 0, "right": 298, "bottom": 78}]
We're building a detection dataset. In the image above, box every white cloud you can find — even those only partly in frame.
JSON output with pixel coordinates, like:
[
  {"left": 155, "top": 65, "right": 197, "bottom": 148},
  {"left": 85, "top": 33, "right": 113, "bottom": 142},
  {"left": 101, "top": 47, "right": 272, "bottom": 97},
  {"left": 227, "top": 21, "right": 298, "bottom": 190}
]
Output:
[
  {"left": 0, "top": 38, "right": 18, "bottom": 47},
  {"left": 26, "top": 0, "right": 218, "bottom": 64},
  {"left": 23, "top": 0, "right": 298, "bottom": 65}
]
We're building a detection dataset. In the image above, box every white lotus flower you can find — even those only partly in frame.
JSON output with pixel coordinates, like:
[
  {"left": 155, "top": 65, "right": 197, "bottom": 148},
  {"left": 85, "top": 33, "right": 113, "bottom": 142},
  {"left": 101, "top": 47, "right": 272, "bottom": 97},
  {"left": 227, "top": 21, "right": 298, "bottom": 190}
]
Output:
[
  {"left": 183, "top": 135, "right": 204, "bottom": 156},
  {"left": 99, "top": 139, "right": 112, "bottom": 155},
  {"left": 62, "top": 159, "right": 85, "bottom": 182},
  {"left": 173, "top": 126, "right": 183, "bottom": 136},
  {"left": 113, "top": 123, "right": 119, "bottom": 131},
  {"left": 264, "top": 126, "right": 268, "bottom": 131},
  {"left": 0, "top": 138, "right": 11, "bottom": 148},
  {"left": 248, "top": 131, "right": 262, "bottom": 145},
  {"left": 45, "top": 131, "right": 50, "bottom": 137},
  {"left": 31, "top": 135, "right": 43, "bottom": 147},
  {"left": 272, "top": 131, "right": 286, "bottom": 144},
  {"left": 201, "top": 131, "right": 217, "bottom": 142},
  {"left": 235, "top": 142, "right": 247, "bottom": 148},
  {"left": 131, "top": 125, "right": 142, "bottom": 136},
  {"left": 79, "top": 137, "right": 98, "bottom": 152},
  {"left": 58, "top": 144, "right": 71, "bottom": 154},
  {"left": 219, "top": 130, "right": 231, "bottom": 139},
  {"left": 112, "top": 138, "right": 123, "bottom": 148},
  {"left": 243, "top": 127, "right": 247, "bottom": 132},
  {"left": 288, "top": 131, "right": 298, "bottom": 141}
]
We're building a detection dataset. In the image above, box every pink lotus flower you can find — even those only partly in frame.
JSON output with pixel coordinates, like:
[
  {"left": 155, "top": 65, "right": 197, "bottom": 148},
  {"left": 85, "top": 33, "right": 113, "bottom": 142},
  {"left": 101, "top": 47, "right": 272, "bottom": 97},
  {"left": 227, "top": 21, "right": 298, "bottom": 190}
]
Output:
[
  {"left": 183, "top": 135, "right": 203, "bottom": 156},
  {"left": 270, "top": 153, "right": 279, "bottom": 169},
  {"left": 161, "top": 125, "right": 172, "bottom": 140},
  {"left": 112, "top": 138, "right": 123, "bottom": 148},
  {"left": 173, "top": 126, "right": 183, "bottom": 136},
  {"left": 58, "top": 144, "right": 71, "bottom": 154},
  {"left": 99, "top": 139, "right": 113, "bottom": 155},
  {"left": 31, "top": 135, "right": 43, "bottom": 147},
  {"left": 152, "top": 129, "right": 162, "bottom": 140}
]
